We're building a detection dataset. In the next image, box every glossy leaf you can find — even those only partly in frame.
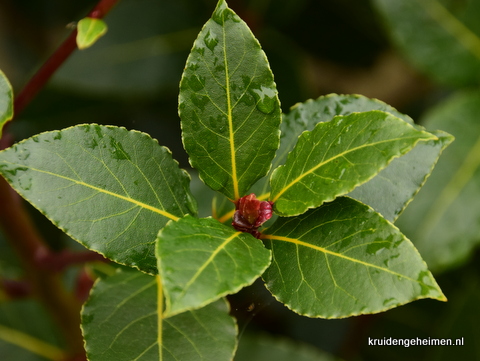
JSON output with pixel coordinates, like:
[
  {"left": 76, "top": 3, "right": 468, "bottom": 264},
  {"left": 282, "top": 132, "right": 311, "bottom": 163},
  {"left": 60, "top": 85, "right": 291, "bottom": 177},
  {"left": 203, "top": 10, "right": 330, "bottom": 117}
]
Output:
[
  {"left": 252, "top": 94, "right": 453, "bottom": 222},
  {"left": 374, "top": 0, "right": 480, "bottom": 86},
  {"left": 251, "top": 94, "right": 414, "bottom": 197},
  {"left": 349, "top": 130, "right": 453, "bottom": 222},
  {"left": 0, "top": 70, "right": 13, "bottom": 139},
  {"left": 397, "top": 91, "right": 480, "bottom": 272},
  {"left": 156, "top": 215, "right": 271, "bottom": 317},
  {"left": 270, "top": 110, "right": 437, "bottom": 216},
  {"left": 262, "top": 197, "right": 446, "bottom": 318},
  {"left": 82, "top": 269, "right": 237, "bottom": 361},
  {"left": 76, "top": 17, "right": 108, "bottom": 50},
  {"left": 0, "top": 125, "right": 197, "bottom": 274},
  {"left": 179, "top": 0, "right": 281, "bottom": 201}
]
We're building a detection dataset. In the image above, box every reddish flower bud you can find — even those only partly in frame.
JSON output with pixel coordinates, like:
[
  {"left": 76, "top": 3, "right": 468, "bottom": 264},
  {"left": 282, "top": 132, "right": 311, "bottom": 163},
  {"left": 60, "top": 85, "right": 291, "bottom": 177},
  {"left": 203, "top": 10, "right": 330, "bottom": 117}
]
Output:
[{"left": 232, "top": 193, "right": 273, "bottom": 238}]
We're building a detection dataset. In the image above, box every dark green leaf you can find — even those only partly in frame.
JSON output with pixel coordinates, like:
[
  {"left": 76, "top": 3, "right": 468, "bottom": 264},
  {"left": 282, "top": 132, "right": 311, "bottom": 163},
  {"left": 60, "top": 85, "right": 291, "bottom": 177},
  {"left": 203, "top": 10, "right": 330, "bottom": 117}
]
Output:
[
  {"left": 156, "top": 215, "right": 271, "bottom": 316},
  {"left": 397, "top": 91, "right": 480, "bottom": 272},
  {"left": 270, "top": 110, "right": 437, "bottom": 216},
  {"left": 262, "top": 197, "right": 445, "bottom": 318},
  {"left": 251, "top": 94, "right": 414, "bottom": 199},
  {"left": 0, "top": 125, "right": 197, "bottom": 274},
  {"left": 179, "top": 0, "right": 281, "bottom": 200},
  {"left": 374, "top": 0, "right": 480, "bottom": 86},
  {"left": 0, "top": 70, "right": 13, "bottom": 138},
  {"left": 252, "top": 94, "right": 454, "bottom": 222},
  {"left": 76, "top": 17, "right": 108, "bottom": 50},
  {"left": 82, "top": 269, "right": 237, "bottom": 361}
]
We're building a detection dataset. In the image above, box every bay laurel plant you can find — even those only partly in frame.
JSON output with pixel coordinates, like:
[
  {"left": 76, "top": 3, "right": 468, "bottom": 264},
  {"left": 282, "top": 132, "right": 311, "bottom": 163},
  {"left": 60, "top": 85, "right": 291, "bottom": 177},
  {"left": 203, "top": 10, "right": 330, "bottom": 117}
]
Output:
[{"left": 0, "top": 0, "right": 454, "bottom": 360}]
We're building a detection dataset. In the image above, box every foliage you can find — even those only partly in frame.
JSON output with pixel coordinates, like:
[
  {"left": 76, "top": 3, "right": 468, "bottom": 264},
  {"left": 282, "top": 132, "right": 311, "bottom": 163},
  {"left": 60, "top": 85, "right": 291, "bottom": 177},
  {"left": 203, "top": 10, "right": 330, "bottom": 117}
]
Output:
[{"left": 1, "top": 0, "right": 479, "bottom": 360}]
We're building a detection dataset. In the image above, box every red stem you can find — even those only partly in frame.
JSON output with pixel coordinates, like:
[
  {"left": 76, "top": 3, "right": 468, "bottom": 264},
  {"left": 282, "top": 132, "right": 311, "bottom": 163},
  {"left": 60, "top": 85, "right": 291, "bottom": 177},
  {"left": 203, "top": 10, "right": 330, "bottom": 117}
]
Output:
[{"left": 13, "top": 0, "right": 120, "bottom": 116}]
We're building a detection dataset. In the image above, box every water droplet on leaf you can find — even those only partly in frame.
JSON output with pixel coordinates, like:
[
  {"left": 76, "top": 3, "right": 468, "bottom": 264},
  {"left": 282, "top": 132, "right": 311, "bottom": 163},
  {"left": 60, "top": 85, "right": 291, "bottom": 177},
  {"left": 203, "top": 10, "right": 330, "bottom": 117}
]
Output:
[
  {"left": 251, "top": 86, "right": 277, "bottom": 114},
  {"left": 109, "top": 137, "right": 130, "bottom": 160},
  {"left": 204, "top": 30, "right": 219, "bottom": 52}
]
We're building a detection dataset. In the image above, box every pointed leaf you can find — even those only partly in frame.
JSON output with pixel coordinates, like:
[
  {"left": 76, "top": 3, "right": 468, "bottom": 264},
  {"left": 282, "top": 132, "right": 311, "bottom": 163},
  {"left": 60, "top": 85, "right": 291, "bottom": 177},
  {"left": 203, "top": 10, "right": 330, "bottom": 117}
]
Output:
[
  {"left": 82, "top": 270, "right": 237, "bottom": 361},
  {"left": 397, "top": 91, "right": 480, "bottom": 272},
  {"left": 0, "top": 125, "right": 197, "bottom": 274},
  {"left": 349, "top": 130, "right": 453, "bottom": 222},
  {"left": 373, "top": 0, "right": 480, "bottom": 86},
  {"left": 179, "top": 0, "right": 281, "bottom": 200},
  {"left": 76, "top": 17, "right": 108, "bottom": 50},
  {"left": 277, "top": 95, "right": 454, "bottom": 221},
  {"left": 156, "top": 215, "right": 271, "bottom": 317},
  {"left": 270, "top": 110, "right": 438, "bottom": 216},
  {"left": 251, "top": 94, "right": 453, "bottom": 221},
  {"left": 262, "top": 197, "right": 446, "bottom": 318},
  {"left": 0, "top": 70, "right": 13, "bottom": 139}
]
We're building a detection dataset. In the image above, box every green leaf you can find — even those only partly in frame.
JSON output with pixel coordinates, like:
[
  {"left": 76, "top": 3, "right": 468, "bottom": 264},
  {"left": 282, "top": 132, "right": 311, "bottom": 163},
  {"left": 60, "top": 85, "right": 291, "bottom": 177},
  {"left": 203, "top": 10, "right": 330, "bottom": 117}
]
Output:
[
  {"left": 252, "top": 94, "right": 453, "bottom": 222},
  {"left": 270, "top": 110, "right": 437, "bottom": 217},
  {"left": 397, "top": 91, "right": 480, "bottom": 272},
  {"left": 251, "top": 94, "right": 414, "bottom": 198},
  {"left": 0, "top": 125, "right": 196, "bottom": 274},
  {"left": 76, "top": 17, "right": 108, "bottom": 50},
  {"left": 0, "top": 70, "right": 13, "bottom": 139},
  {"left": 262, "top": 197, "right": 446, "bottom": 319},
  {"left": 156, "top": 215, "right": 271, "bottom": 317},
  {"left": 54, "top": 1, "right": 201, "bottom": 97},
  {"left": 179, "top": 0, "right": 281, "bottom": 201},
  {"left": 349, "top": 130, "right": 454, "bottom": 222},
  {"left": 82, "top": 269, "right": 237, "bottom": 361},
  {"left": 373, "top": 0, "right": 480, "bottom": 86}
]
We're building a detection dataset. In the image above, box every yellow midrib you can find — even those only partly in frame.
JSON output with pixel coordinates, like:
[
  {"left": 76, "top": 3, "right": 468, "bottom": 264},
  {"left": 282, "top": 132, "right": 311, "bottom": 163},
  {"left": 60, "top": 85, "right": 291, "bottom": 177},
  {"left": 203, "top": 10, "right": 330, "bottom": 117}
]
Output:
[
  {"left": 2, "top": 161, "right": 179, "bottom": 221},
  {"left": 223, "top": 23, "right": 240, "bottom": 200},
  {"left": 271, "top": 134, "right": 435, "bottom": 202},
  {"left": 262, "top": 234, "right": 441, "bottom": 291},
  {"left": 167, "top": 231, "right": 241, "bottom": 314}
]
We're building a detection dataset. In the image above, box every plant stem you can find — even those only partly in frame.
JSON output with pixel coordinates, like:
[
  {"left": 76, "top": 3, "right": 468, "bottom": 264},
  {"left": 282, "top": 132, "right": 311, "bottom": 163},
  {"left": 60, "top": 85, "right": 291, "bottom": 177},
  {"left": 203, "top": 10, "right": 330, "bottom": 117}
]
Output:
[
  {"left": 0, "top": 0, "right": 121, "bottom": 357},
  {"left": 13, "top": 0, "right": 120, "bottom": 116}
]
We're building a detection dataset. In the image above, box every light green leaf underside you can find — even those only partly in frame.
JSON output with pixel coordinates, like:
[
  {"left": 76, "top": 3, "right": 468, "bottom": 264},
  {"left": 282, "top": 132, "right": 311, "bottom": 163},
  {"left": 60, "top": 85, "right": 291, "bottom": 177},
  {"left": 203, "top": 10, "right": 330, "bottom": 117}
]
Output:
[
  {"left": 0, "top": 70, "right": 13, "bottom": 139},
  {"left": 262, "top": 197, "right": 445, "bottom": 319},
  {"left": 82, "top": 269, "right": 237, "bottom": 361},
  {"left": 374, "top": 0, "right": 480, "bottom": 86},
  {"left": 179, "top": 0, "right": 281, "bottom": 201},
  {"left": 270, "top": 110, "right": 437, "bottom": 217},
  {"left": 0, "top": 124, "right": 197, "bottom": 274},
  {"left": 76, "top": 17, "right": 108, "bottom": 50},
  {"left": 397, "top": 91, "right": 480, "bottom": 272},
  {"left": 349, "top": 130, "right": 453, "bottom": 222},
  {"left": 157, "top": 215, "right": 271, "bottom": 317}
]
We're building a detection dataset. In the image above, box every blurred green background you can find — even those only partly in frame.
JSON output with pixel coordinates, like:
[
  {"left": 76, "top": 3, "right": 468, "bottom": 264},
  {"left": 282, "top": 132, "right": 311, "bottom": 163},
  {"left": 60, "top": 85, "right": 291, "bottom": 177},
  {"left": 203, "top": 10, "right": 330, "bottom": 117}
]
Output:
[{"left": 1, "top": 0, "right": 479, "bottom": 360}]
